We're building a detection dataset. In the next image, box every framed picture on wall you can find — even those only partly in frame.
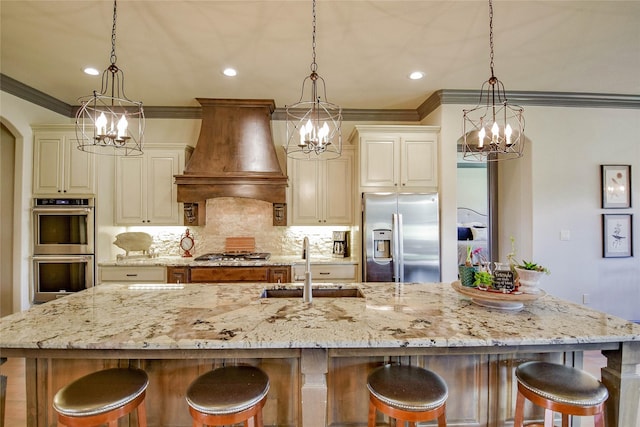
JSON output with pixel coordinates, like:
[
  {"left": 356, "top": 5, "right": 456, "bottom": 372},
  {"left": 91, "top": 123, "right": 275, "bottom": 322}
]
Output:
[
  {"left": 602, "top": 214, "right": 633, "bottom": 258},
  {"left": 601, "top": 165, "right": 631, "bottom": 208}
]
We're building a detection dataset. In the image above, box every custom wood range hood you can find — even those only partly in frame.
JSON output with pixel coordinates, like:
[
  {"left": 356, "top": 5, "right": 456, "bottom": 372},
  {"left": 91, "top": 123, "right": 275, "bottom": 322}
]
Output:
[{"left": 175, "top": 98, "right": 288, "bottom": 225}]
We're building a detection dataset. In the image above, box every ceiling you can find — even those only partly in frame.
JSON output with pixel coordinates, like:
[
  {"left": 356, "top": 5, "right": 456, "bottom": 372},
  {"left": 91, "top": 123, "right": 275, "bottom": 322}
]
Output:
[{"left": 2, "top": 1, "right": 639, "bottom": 111}]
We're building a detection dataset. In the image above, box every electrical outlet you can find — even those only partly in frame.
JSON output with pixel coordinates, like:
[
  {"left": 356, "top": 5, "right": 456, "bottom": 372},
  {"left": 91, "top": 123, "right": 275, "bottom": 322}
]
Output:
[
  {"left": 560, "top": 230, "right": 571, "bottom": 241},
  {"left": 583, "top": 294, "right": 590, "bottom": 304}
]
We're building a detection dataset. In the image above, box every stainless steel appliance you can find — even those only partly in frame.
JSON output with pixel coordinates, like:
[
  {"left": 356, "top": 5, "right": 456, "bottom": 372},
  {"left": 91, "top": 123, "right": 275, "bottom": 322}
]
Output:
[
  {"left": 362, "top": 193, "right": 440, "bottom": 282},
  {"left": 32, "top": 198, "right": 95, "bottom": 303},
  {"left": 332, "top": 231, "right": 350, "bottom": 258},
  {"left": 32, "top": 255, "right": 94, "bottom": 302},
  {"left": 33, "top": 198, "right": 95, "bottom": 254}
]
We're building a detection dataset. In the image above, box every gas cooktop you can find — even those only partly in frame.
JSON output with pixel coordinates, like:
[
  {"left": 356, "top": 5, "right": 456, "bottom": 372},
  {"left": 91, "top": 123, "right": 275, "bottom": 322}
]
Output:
[{"left": 194, "top": 252, "right": 271, "bottom": 262}]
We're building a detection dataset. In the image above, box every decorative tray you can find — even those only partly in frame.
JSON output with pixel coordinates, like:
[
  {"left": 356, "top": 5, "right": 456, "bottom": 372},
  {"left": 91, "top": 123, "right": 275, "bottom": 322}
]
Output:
[{"left": 451, "top": 281, "right": 546, "bottom": 310}]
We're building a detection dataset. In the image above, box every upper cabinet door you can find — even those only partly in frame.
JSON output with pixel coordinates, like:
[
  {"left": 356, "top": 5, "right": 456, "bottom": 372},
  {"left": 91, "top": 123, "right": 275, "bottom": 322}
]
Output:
[
  {"left": 353, "top": 125, "right": 439, "bottom": 192},
  {"left": 400, "top": 134, "right": 438, "bottom": 188},
  {"left": 359, "top": 136, "right": 397, "bottom": 188},
  {"left": 33, "top": 127, "right": 96, "bottom": 196},
  {"left": 115, "top": 144, "right": 192, "bottom": 226},
  {"left": 324, "top": 149, "right": 354, "bottom": 224},
  {"left": 288, "top": 146, "right": 355, "bottom": 225}
]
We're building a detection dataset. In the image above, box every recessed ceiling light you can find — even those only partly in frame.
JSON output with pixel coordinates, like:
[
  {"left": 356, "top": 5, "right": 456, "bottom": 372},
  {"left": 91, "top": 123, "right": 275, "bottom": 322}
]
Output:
[
  {"left": 409, "top": 71, "right": 425, "bottom": 80},
  {"left": 223, "top": 68, "right": 238, "bottom": 77},
  {"left": 83, "top": 67, "right": 100, "bottom": 76}
]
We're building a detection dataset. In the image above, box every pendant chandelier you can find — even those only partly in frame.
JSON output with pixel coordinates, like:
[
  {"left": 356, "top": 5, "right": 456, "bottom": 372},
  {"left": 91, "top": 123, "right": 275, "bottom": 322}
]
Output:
[
  {"left": 75, "top": 0, "right": 144, "bottom": 156},
  {"left": 285, "top": 0, "right": 342, "bottom": 160},
  {"left": 462, "top": 0, "right": 524, "bottom": 162}
]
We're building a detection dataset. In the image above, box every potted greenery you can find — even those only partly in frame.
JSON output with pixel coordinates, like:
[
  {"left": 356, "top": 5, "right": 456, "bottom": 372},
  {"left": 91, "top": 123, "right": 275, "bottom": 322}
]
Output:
[
  {"left": 507, "top": 237, "right": 550, "bottom": 294},
  {"left": 459, "top": 246, "right": 484, "bottom": 287},
  {"left": 473, "top": 270, "right": 494, "bottom": 289}
]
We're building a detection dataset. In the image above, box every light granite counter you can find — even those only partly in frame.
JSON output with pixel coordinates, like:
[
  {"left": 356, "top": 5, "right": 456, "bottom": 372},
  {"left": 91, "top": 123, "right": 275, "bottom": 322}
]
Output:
[{"left": 1, "top": 282, "right": 638, "bottom": 427}]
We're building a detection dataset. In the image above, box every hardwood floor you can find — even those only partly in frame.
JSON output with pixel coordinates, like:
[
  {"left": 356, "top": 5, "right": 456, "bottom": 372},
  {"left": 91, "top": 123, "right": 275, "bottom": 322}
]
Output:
[
  {"left": 1, "top": 357, "right": 25, "bottom": 427},
  {"left": 0, "top": 352, "right": 608, "bottom": 427}
]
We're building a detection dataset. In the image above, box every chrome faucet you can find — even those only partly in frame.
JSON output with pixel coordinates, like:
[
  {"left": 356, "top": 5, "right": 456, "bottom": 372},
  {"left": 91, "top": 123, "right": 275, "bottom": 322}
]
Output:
[{"left": 303, "top": 237, "right": 312, "bottom": 303}]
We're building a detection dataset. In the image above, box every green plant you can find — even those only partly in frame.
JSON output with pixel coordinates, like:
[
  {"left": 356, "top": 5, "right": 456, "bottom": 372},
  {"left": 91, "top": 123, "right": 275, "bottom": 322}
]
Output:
[
  {"left": 517, "top": 260, "right": 550, "bottom": 274},
  {"left": 474, "top": 271, "right": 494, "bottom": 287}
]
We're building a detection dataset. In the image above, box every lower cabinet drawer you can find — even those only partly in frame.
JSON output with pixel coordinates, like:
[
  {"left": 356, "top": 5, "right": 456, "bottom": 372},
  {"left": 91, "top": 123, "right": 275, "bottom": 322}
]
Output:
[
  {"left": 183, "top": 266, "right": 291, "bottom": 283},
  {"left": 292, "top": 264, "right": 357, "bottom": 282},
  {"left": 190, "top": 267, "right": 269, "bottom": 283},
  {"left": 100, "top": 266, "right": 167, "bottom": 283}
]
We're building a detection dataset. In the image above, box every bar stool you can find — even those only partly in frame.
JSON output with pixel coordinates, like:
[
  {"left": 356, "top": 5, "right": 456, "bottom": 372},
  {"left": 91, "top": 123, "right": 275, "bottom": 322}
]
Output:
[
  {"left": 186, "top": 365, "right": 270, "bottom": 427},
  {"left": 53, "top": 367, "right": 148, "bottom": 427},
  {"left": 367, "top": 364, "right": 448, "bottom": 427},
  {"left": 514, "top": 361, "right": 609, "bottom": 427}
]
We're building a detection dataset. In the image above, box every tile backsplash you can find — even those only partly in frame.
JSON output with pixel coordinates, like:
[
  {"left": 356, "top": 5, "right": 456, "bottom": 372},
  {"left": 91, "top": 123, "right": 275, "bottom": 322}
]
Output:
[{"left": 120, "top": 197, "right": 358, "bottom": 259}]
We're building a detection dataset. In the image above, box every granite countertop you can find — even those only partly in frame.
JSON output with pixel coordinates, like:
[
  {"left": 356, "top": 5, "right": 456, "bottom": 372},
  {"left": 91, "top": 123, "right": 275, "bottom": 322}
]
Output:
[
  {"left": 1, "top": 282, "right": 638, "bottom": 352},
  {"left": 99, "top": 255, "right": 359, "bottom": 267}
]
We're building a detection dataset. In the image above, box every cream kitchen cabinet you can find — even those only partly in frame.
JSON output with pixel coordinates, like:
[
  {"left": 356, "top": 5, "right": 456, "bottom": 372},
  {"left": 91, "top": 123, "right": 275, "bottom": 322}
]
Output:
[
  {"left": 292, "top": 263, "right": 358, "bottom": 283},
  {"left": 115, "top": 144, "right": 193, "bottom": 225},
  {"left": 99, "top": 265, "right": 167, "bottom": 283},
  {"left": 351, "top": 125, "right": 439, "bottom": 191},
  {"left": 32, "top": 126, "right": 96, "bottom": 196},
  {"left": 287, "top": 147, "right": 354, "bottom": 225}
]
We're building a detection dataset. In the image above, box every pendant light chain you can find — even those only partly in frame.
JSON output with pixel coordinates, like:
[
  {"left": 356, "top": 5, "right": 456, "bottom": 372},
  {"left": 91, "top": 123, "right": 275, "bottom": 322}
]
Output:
[
  {"left": 310, "top": 0, "right": 317, "bottom": 74},
  {"left": 488, "top": 0, "right": 494, "bottom": 79},
  {"left": 109, "top": 0, "right": 118, "bottom": 67}
]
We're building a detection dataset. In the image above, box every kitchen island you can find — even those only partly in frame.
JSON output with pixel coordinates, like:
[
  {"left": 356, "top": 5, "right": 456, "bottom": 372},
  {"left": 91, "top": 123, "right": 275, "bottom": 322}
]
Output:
[{"left": 1, "top": 282, "right": 638, "bottom": 427}]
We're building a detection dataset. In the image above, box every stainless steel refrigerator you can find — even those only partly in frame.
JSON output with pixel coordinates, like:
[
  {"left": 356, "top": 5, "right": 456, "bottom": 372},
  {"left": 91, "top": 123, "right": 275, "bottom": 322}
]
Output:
[{"left": 362, "top": 193, "right": 440, "bottom": 282}]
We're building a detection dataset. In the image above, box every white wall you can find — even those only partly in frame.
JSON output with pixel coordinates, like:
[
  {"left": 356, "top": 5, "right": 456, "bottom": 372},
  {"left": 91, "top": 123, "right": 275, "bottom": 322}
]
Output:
[{"left": 525, "top": 106, "right": 639, "bottom": 320}]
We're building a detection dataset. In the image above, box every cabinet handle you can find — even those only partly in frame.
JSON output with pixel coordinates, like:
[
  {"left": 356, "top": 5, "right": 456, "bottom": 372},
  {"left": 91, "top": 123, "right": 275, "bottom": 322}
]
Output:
[
  {"left": 319, "top": 272, "right": 330, "bottom": 275},
  {"left": 126, "top": 274, "right": 138, "bottom": 277}
]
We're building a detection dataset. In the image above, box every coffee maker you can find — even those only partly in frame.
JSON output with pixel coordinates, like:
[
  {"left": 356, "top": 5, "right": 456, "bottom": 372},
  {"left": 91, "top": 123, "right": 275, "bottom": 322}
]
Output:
[{"left": 332, "top": 231, "right": 350, "bottom": 258}]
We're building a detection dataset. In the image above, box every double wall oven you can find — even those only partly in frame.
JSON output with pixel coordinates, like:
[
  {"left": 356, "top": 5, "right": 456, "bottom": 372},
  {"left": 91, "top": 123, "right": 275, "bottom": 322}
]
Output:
[{"left": 32, "top": 198, "right": 95, "bottom": 303}]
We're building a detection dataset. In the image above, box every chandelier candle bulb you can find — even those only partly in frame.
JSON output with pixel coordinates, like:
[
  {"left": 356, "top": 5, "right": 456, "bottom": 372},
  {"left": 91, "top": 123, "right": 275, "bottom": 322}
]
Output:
[{"left": 117, "top": 115, "right": 127, "bottom": 139}]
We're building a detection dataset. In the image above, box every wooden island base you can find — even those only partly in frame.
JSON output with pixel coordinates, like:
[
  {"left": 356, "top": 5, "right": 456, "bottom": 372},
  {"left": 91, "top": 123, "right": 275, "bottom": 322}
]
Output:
[{"left": 21, "top": 344, "right": 637, "bottom": 427}]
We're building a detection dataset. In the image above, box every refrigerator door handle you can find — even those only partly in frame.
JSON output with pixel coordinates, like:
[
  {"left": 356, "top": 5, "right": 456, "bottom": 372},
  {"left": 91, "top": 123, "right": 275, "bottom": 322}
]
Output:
[
  {"left": 397, "top": 213, "right": 404, "bottom": 282},
  {"left": 392, "top": 213, "right": 400, "bottom": 282}
]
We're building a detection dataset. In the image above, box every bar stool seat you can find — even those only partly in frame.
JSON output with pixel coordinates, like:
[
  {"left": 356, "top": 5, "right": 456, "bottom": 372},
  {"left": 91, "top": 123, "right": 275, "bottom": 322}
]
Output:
[
  {"left": 514, "top": 361, "right": 608, "bottom": 427},
  {"left": 367, "top": 364, "right": 447, "bottom": 427},
  {"left": 53, "top": 367, "right": 148, "bottom": 427},
  {"left": 186, "top": 365, "right": 270, "bottom": 427}
]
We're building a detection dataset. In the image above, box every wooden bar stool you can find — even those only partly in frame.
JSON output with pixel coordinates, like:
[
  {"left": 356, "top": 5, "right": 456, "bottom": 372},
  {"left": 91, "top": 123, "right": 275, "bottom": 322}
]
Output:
[
  {"left": 186, "top": 365, "right": 270, "bottom": 427},
  {"left": 367, "top": 364, "right": 447, "bottom": 427},
  {"left": 514, "top": 361, "right": 609, "bottom": 427},
  {"left": 53, "top": 367, "right": 148, "bottom": 427}
]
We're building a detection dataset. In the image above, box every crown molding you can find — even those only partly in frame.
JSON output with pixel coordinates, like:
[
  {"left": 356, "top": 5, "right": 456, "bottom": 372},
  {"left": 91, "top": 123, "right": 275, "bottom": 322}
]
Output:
[
  {"left": 3, "top": 73, "right": 639, "bottom": 122},
  {"left": 1, "top": 74, "right": 73, "bottom": 117},
  {"left": 418, "top": 89, "right": 640, "bottom": 119}
]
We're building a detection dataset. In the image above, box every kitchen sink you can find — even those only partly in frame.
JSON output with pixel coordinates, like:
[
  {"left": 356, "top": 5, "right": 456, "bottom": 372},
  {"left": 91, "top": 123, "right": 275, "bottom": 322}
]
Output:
[{"left": 260, "top": 288, "right": 364, "bottom": 298}]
